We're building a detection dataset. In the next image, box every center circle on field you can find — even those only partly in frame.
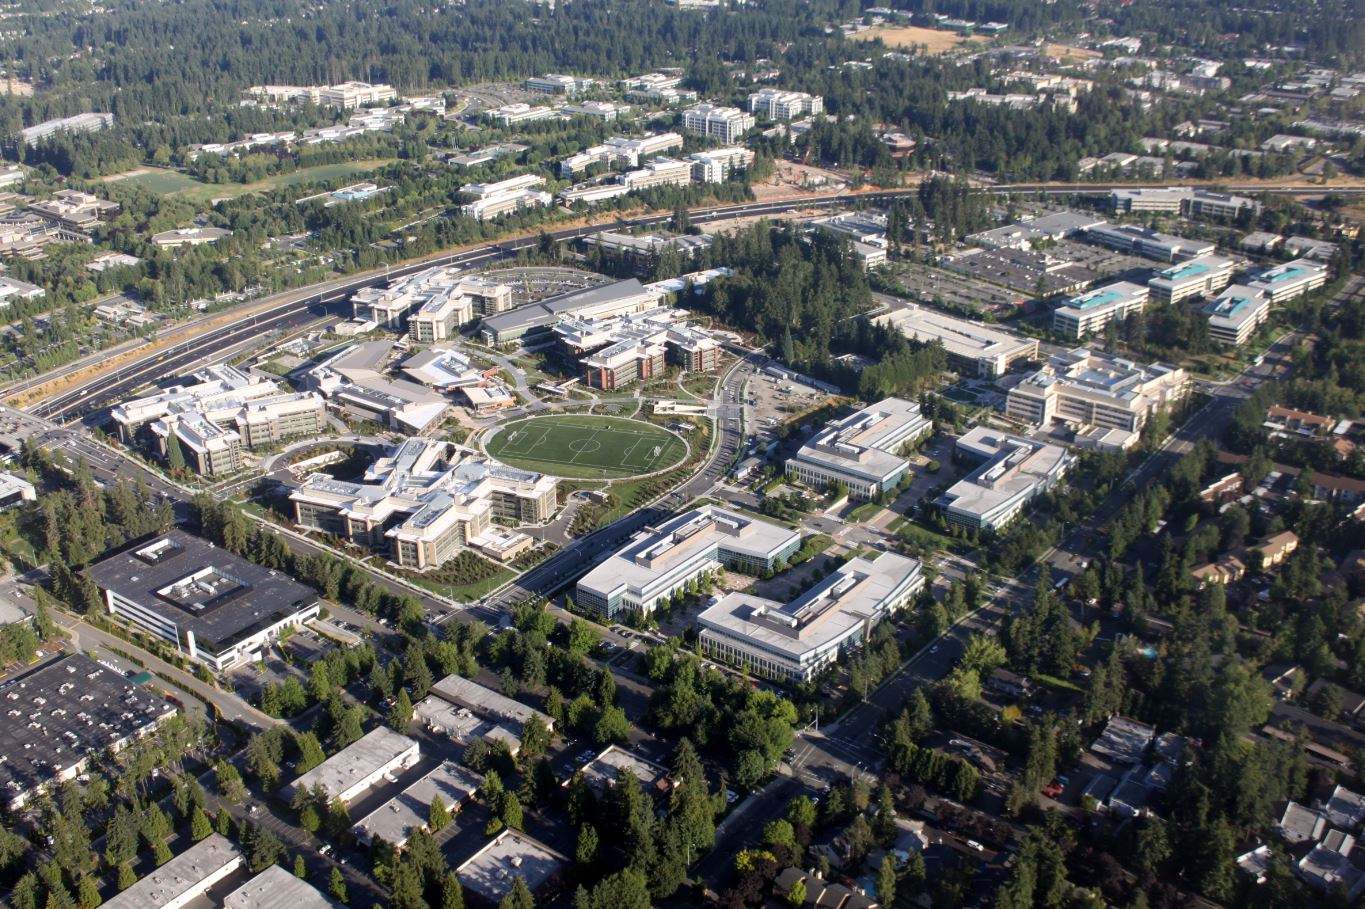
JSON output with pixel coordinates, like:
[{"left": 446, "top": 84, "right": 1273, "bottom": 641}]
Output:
[{"left": 568, "top": 439, "right": 602, "bottom": 454}]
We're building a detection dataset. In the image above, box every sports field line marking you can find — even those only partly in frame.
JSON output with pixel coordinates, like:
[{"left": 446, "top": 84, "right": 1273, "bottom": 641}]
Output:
[
  {"left": 621, "top": 436, "right": 643, "bottom": 466},
  {"left": 567, "top": 428, "right": 602, "bottom": 465}
]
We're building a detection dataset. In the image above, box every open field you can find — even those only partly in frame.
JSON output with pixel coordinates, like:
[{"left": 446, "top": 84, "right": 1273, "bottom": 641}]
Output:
[
  {"left": 485, "top": 414, "right": 687, "bottom": 480},
  {"left": 1042, "top": 42, "right": 1101, "bottom": 61},
  {"left": 106, "top": 160, "right": 394, "bottom": 204},
  {"left": 852, "top": 24, "right": 988, "bottom": 54}
]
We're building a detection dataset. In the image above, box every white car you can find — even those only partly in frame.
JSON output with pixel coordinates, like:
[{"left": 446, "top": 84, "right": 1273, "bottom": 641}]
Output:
[{"left": 966, "top": 839, "right": 984, "bottom": 852}]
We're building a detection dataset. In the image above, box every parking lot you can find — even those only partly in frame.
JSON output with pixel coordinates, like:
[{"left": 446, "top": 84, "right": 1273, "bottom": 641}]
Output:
[
  {"left": 882, "top": 263, "right": 1025, "bottom": 316},
  {"left": 1053, "top": 239, "right": 1154, "bottom": 280}
]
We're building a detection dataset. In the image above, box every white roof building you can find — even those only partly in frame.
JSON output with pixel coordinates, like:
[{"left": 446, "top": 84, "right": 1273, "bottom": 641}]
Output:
[
  {"left": 1203, "top": 284, "right": 1271, "bottom": 347},
  {"left": 786, "top": 397, "right": 931, "bottom": 500},
  {"left": 222, "top": 865, "right": 342, "bottom": 909},
  {"left": 353, "top": 760, "right": 481, "bottom": 847},
  {"left": 682, "top": 103, "right": 755, "bottom": 144},
  {"left": 285, "top": 727, "right": 419, "bottom": 805},
  {"left": 1148, "top": 254, "right": 1235, "bottom": 304},
  {"left": 938, "top": 427, "right": 1074, "bottom": 532},
  {"left": 875, "top": 303, "right": 1039, "bottom": 378},
  {"left": 1006, "top": 348, "right": 1189, "bottom": 435},
  {"left": 748, "top": 88, "right": 824, "bottom": 119},
  {"left": 1052, "top": 281, "right": 1149, "bottom": 339},
  {"left": 103, "top": 835, "right": 242, "bottom": 909},
  {"left": 1249, "top": 258, "right": 1329, "bottom": 303}
]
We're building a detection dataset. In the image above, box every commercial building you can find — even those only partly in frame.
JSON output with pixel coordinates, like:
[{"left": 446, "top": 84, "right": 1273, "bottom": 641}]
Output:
[
  {"left": 937, "top": 427, "right": 1073, "bottom": 532},
  {"left": 20, "top": 112, "right": 114, "bottom": 146},
  {"left": 223, "top": 865, "right": 343, "bottom": 909},
  {"left": 1085, "top": 223, "right": 1215, "bottom": 262},
  {"left": 428, "top": 674, "right": 555, "bottom": 747},
  {"left": 1189, "top": 190, "right": 1262, "bottom": 219},
  {"left": 558, "top": 132, "right": 684, "bottom": 177},
  {"left": 966, "top": 210, "right": 1107, "bottom": 250},
  {"left": 941, "top": 246, "right": 1096, "bottom": 298},
  {"left": 319, "top": 81, "right": 396, "bottom": 109},
  {"left": 459, "top": 174, "right": 552, "bottom": 222},
  {"left": 28, "top": 189, "right": 119, "bottom": 233},
  {"left": 349, "top": 265, "right": 511, "bottom": 334},
  {"left": 1108, "top": 186, "right": 1260, "bottom": 216},
  {"left": 1148, "top": 254, "right": 1234, "bottom": 304},
  {"left": 457, "top": 830, "right": 568, "bottom": 907},
  {"left": 1006, "top": 348, "right": 1190, "bottom": 435},
  {"left": 558, "top": 182, "right": 631, "bottom": 207},
  {"left": 785, "top": 397, "right": 931, "bottom": 500},
  {"left": 291, "top": 439, "right": 555, "bottom": 569},
  {"left": 302, "top": 341, "right": 451, "bottom": 435},
  {"left": 87, "top": 531, "right": 322, "bottom": 673},
  {"left": 748, "top": 89, "right": 824, "bottom": 119},
  {"left": 619, "top": 157, "right": 693, "bottom": 191},
  {"left": 875, "top": 303, "right": 1039, "bottom": 378},
  {"left": 525, "top": 74, "right": 594, "bottom": 95},
  {"left": 285, "top": 727, "right": 419, "bottom": 804},
  {"left": 562, "top": 100, "right": 627, "bottom": 121},
  {"left": 0, "top": 654, "right": 178, "bottom": 810},
  {"left": 0, "top": 472, "right": 35, "bottom": 510},
  {"left": 103, "top": 835, "right": 241, "bottom": 909},
  {"left": 479, "top": 278, "right": 664, "bottom": 345},
  {"left": 688, "top": 146, "right": 754, "bottom": 182},
  {"left": 555, "top": 306, "right": 720, "bottom": 389},
  {"left": 576, "top": 506, "right": 802, "bottom": 620},
  {"left": 576, "top": 745, "right": 672, "bottom": 797},
  {"left": 1052, "top": 281, "right": 1149, "bottom": 339},
  {"left": 1204, "top": 285, "right": 1272, "bottom": 346},
  {"left": 151, "top": 227, "right": 232, "bottom": 248},
  {"left": 485, "top": 103, "right": 557, "bottom": 126},
  {"left": 0, "top": 276, "right": 43, "bottom": 305},
  {"left": 353, "top": 760, "right": 481, "bottom": 848},
  {"left": 1249, "top": 258, "right": 1329, "bottom": 303},
  {"left": 699, "top": 551, "right": 924, "bottom": 682},
  {"left": 682, "top": 103, "right": 755, "bottom": 144},
  {"left": 112, "top": 364, "right": 326, "bottom": 477},
  {"left": 579, "top": 230, "right": 712, "bottom": 264}
]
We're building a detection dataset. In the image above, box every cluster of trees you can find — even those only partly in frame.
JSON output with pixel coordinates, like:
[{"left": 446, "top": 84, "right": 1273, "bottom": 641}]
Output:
[{"left": 1002, "top": 569, "right": 1084, "bottom": 680}]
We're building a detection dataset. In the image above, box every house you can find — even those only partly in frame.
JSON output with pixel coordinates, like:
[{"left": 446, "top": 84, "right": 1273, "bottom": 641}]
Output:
[
  {"left": 1090, "top": 716, "right": 1155, "bottom": 764},
  {"left": 774, "top": 867, "right": 879, "bottom": 909},
  {"left": 1264, "top": 664, "right": 1307, "bottom": 701},
  {"left": 1266, "top": 405, "right": 1336, "bottom": 438},
  {"left": 1190, "top": 554, "right": 1246, "bottom": 588},
  {"left": 1256, "top": 530, "right": 1300, "bottom": 566},
  {"left": 986, "top": 668, "right": 1034, "bottom": 698}
]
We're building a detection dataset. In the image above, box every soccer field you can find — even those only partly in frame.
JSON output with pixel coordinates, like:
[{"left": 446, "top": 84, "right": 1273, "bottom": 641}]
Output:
[{"left": 486, "top": 415, "right": 687, "bottom": 479}]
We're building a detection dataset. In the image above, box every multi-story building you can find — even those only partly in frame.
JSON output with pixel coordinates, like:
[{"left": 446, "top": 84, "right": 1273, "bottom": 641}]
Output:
[
  {"left": 302, "top": 340, "right": 451, "bottom": 435},
  {"left": 576, "top": 506, "right": 802, "bottom": 620},
  {"left": 459, "top": 173, "right": 552, "bottom": 222},
  {"left": 578, "top": 230, "right": 712, "bottom": 265},
  {"left": 290, "top": 439, "right": 556, "bottom": 569},
  {"left": 699, "top": 551, "right": 924, "bottom": 682},
  {"left": 682, "top": 103, "right": 755, "bottom": 144},
  {"left": 19, "top": 112, "right": 114, "bottom": 147},
  {"left": 1052, "top": 281, "right": 1149, "bottom": 339},
  {"left": 937, "top": 427, "right": 1074, "bottom": 532},
  {"left": 485, "top": 103, "right": 557, "bottom": 126},
  {"left": 27, "top": 190, "right": 119, "bottom": 233},
  {"left": 555, "top": 306, "right": 719, "bottom": 389},
  {"left": 87, "top": 531, "right": 321, "bottom": 672},
  {"left": 479, "top": 278, "right": 664, "bottom": 345},
  {"left": 350, "top": 264, "right": 511, "bottom": 334},
  {"left": 1148, "top": 254, "right": 1234, "bottom": 304},
  {"left": 559, "top": 132, "right": 684, "bottom": 177},
  {"left": 562, "top": 101, "right": 626, "bottom": 121},
  {"left": 875, "top": 303, "right": 1039, "bottom": 378},
  {"left": 1085, "top": 223, "right": 1216, "bottom": 262},
  {"left": 785, "top": 397, "right": 932, "bottom": 500},
  {"left": 318, "top": 81, "right": 396, "bottom": 109},
  {"left": 1203, "top": 285, "right": 1271, "bottom": 346},
  {"left": 1249, "top": 258, "right": 1329, "bottom": 303},
  {"left": 558, "top": 182, "right": 632, "bottom": 207},
  {"left": 1006, "top": 348, "right": 1190, "bottom": 434},
  {"left": 748, "top": 89, "right": 825, "bottom": 119},
  {"left": 525, "top": 74, "right": 594, "bottom": 96},
  {"left": 688, "top": 146, "right": 755, "bottom": 183},
  {"left": 111, "top": 364, "right": 326, "bottom": 477},
  {"left": 1188, "top": 189, "right": 1261, "bottom": 220},
  {"left": 619, "top": 157, "right": 693, "bottom": 191}
]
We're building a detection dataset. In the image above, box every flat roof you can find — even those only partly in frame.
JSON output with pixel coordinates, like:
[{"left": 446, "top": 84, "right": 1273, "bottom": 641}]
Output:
[
  {"left": 429, "top": 674, "right": 553, "bottom": 729},
  {"left": 457, "top": 830, "right": 567, "bottom": 903},
  {"left": 1058, "top": 280, "right": 1147, "bottom": 312},
  {"left": 286, "top": 727, "right": 418, "bottom": 800},
  {"left": 939, "top": 427, "right": 1071, "bottom": 523},
  {"left": 875, "top": 303, "right": 1037, "bottom": 363},
  {"left": 354, "top": 760, "right": 481, "bottom": 847},
  {"left": 0, "top": 654, "right": 178, "bottom": 804},
  {"left": 480, "top": 279, "right": 656, "bottom": 337},
  {"left": 1204, "top": 285, "right": 1268, "bottom": 325},
  {"left": 789, "top": 397, "right": 926, "bottom": 483},
  {"left": 86, "top": 530, "right": 319, "bottom": 656},
  {"left": 1151, "top": 254, "right": 1233, "bottom": 286},
  {"left": 103, "top": 834, "right": 241, "bottom": 909},
  {"left": 578, "top": 745, "right": 670, "bottom": 797},
  {"left": 222, "top": 865, "right": 341, "bottom": 909}
]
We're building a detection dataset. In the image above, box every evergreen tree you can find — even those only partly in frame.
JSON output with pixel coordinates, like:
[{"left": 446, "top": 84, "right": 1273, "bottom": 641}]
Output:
[{"left": 293, "top": 855, "right": 307, "bottom": 878}]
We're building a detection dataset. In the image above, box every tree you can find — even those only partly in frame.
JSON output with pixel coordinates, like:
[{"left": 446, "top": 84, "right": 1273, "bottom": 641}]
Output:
[
  {"left": 440, "top": 873, "right": 465, "bottom": 909},
  {"left": 786, "top": 878, "right": 807, "bottom": 908},
  {"left": 389, "top": 688, "right": 414, "bottom": 731},
  {"left": 876, "top": 855, "right": 897, "bottom": 907},
  {"left": 294, "top": 732, "right": 327, "bottom": 775},
  {"left": 77, "top": 875, "right": 101, "bottom": 909},
  {"left": 294, "top": 854, "right": 307, "bottom": 878},
  {"left": 520, "top": 715, "right": 550, "bottom": 759},
  {"left": 189, "top": 807, "right": 212, "bottom": 842},
  {"left": 429, "top": 793, "right": 451, "bottom": 832},
  {"left": 117, "top": 865, "right": 136, "bottom": 892},
  {"left": 499, "top": 877, "right": 535, "bottom": 909},
  {"left": 581, "top": 868, "right": 651, "bottom": 909},
  {"left": 500, "top": 791, "right": 524, "bottom": 830},
  {"left": 165, "top": 428, "right": 186, "bottom": 472},
  {"left": 329, "top": 867, "right": 349, "bottom": 904},
  {"left": 576, "top": 824, "right": 599, "bottom": 866}
]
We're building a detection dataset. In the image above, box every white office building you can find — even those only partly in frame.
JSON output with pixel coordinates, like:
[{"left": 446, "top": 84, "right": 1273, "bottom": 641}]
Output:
[
  {"left": 688, "top": 146, "right": 754, "bottom": 183},
  {"left": 875, "top": 303, "right": 1039, "bottom": 377},
  {"left": 1006, "top": 348, "right": 1190, "bottom": 435},
  {"left": 350, "top": 265, "right": 511, "bottom": 334},
  {"left": 699, "top": 552, "right": 923, "bottom": 682},
  {"left": 459, "top": 173, "right": 552, "bottom": 221},
  {"left": 1052, "top": 281, "right": 1149, "bottom": 339},
  {"left": 20, "top": 112, "right": 114, "bottom": 146},
  {"left": 937, "top": 428, "right": 1074, "bottom": 532},
  {"left": 525, "top": 74, "right": 595, "bottom": 96},
  {"left": 786, "top": 397, "right": 932, "bottom": 499},
  {"left": 1085, "top": 223, "right": 1216, "bottom": 262},
  {"left": 1148, "top": 254, "right": 1234, "bottom": 304},
  {"left": 682, "top": 103, "right": 755, "bottom": 144},
  {"left": 748, "top": 89, "right": 824, "bottom": 119},
  {"left": 1203, "top": 285, "right": 1271, "bottom": 346},
  {"left": 319, "top": 81, "right": 396, "bottom": 109},
  {"left": 1249, "top": 258, "right": 1329, "bottom": 303},
  {"left": 619, "top": 157, "right": 693, "bottom": 191},
  {"left": 485, "top": 103, "right": 557, "bottom": 126}
]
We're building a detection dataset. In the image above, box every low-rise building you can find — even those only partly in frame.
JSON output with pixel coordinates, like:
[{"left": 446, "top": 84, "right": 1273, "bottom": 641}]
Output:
[
  {"left": 353, "top": 760, "right": 481, "bottom": 848},
  {"left": 699, "top": 551, "right": 924, "bottom": 682},
  {"left": 459, "top": 174, "right": 553, "bottom": 222},
  {"left": 562, "top": 100, "right": 626, "bottom": 121},
  {"left": 87, "top": 531, "right": 321, "bottom": 673},
  {"left": 785, "top": 397, "right": 931, "bottom": 499},
  {"left": 350, "top": 265, "right": 511, "bottom": 334},
  {"left": 20, "top": 112, "right": 114, "bottom": 147},
  {"left": 748, "top": 89, "right": 824, "bottom": 119},
  {"left": 0, "top": 473, "right": 35, "bottom": 510},
  {"left": 1249, "top": 258, "right": 1329, "bottom": 303},
  {"left": 1052, "top": 281, "right": 1149, "bottom": 339},
  {"left": 303, "top": 340, "right": 451, "bottom": 434},
  {"left": 1085, "top": 223, "right": 1215, "bottom": 262},
  {"left": 103, "top": 835, "right": 241, "bottom": 909},
  {"left": 1006, "top": 348, "right": 1189, "bottom": 434},
  {"left": 457, "top": 831, "right": 568, "bottom": 907},
  {"left": 682, "top": 103, "right": 755, "bottom": 144},
  {"left": 576, "top": 506, "right": 802, "bottom": 619},
  {"left": 876, "top": 303, "right": 1039, "bottom": 378},
  {"left": 1108, "top": 187, "right": 1259, "bottom": 220},
  {"left": 151, "top": 227, "right": 232, "bottom": 248},
  {"left": 285, "top": 727, "right": 419, "bottom": 805},
  {"left": 484, "top": 103, "right": 557, "bottom": 126},
  {"left": 0, "top": 276, "right": 44, "bottom": 306},
  {"left": 319, "top": 81, "right": 396, "bottom": 109},
  {"left": 576, "top": 745, "right": 672, "bottom": 797},
  {"left": 27, "top": 189, "right": 119, "bottom": 232},
  {"left": 619, "top": 157, "right": 693, "bottom": 191},
  {"left": 1204, "top": 284, "right": 1271, "bottom": 346},
  {"left": 937, "top": 427, "right": 1073, "bottom": 532},
  {"left": 525, "top": 74, "right": 595, "bottom": 96},
  {"left": 1148, "top": 254, "right": 1235, "bottom": 304},
  {"left": 223, "top": 866, "right": 342, "bottom": 909}
]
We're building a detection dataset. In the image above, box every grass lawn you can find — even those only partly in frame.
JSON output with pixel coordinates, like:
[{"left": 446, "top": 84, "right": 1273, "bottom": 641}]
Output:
[
  {"left": 110, "top": 160, "right": 395, "bottom": 204},
  {"left": 486, "top": 414, "right": 687, "bottom": 479},
  {"left": 847, "top": 501, "right": 886, "bottom": 523},
  {"left": 407, "top": 567, "right": 517, "bottom": 601}
]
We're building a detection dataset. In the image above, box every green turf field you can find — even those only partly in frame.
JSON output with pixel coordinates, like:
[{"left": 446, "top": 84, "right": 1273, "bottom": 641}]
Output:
[
  {"left": 109, "top": 160, "right": 394, "bottom": 204},
  {"left": 486, "top": 414, "right": 687, "bottom": 479}
]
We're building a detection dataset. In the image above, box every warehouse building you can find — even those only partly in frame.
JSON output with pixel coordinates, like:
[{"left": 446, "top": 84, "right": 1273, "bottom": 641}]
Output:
[
  {"left": 1147, "top": 254, "right": 1234, "bottom": 304},
  {"left": 1203, "top": 285, "right": 1271, "bottom": 346},
  {"left": 785, "top": 397, "right": 931, "bottom": 500},
  {"left": 87, "top": 531, "right": 321, "bottom": 673},
  {"left": 876, "top": 303, "right": 1039, "bottom": 378},
  {"left": 353, "top": 760, "right": 481, "bottom": 848},
  {"left": 699, "top": 551, "right": 924, "bottom": 682},
  {"left": 1006, "top": 348, "right": 1189, "bottom": 436},
  {"left": 479, "top": 279, "right": 664, "bottom": 345},
  {"left": 103, "top": 835, "right": 241, "bottom": 909},
  {"left": 937, "top": 428, "right": 1074, "bottom": 532},
  {"left": 576, "top": 506, "right": 801, "bottom": 620},
  {"left": 223, "top": 865, "right": 343, "bottom": 909},
  {"left": 285, "top": 727, "right": 419, "bottom": 805},
  {"left": 457, "top": 831, "right": 568, "bottom": 907},
  {"left": 1052, "top": 281, "right": 1149, "bottom": 339}
]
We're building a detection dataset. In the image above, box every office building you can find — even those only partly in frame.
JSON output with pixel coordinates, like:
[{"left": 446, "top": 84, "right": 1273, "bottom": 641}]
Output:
[
  {"left": 223, "top": 865, "right": 343, "bottom": 909},
  {"left": 151, "top": 227, "right": 232, "bottom": 247},
  {"left": 111, "top": 364, "right": 326, "bottom": 477},
  {"left": 699, "top": 551, "right": 924, "bottom": 682},
  {"left": 290, "top": 439, "right": 555, "bottom": 569},
  {"left": 0, "top": 654, "right": 178, "bottom": 810},
  {"left": 967, "top": 210, "right": 1108, "bottom": 251},
  {"left": 576, "top": 506, "right": 802, "bottom": 620},
  {"left": 27, "top": 189, "right": 119, "bottom": 233},
  {"left": 1109, "top": 187, "right": 1189, "bottom": 213},
  {"left": 875, "top": 303, "right": 1039, "bottom": 378},
  {"left": 429, "top": 674, "right": 555, "bottom": 742},
  {"left": 87, "top": 531, "right": 321, "bottom": 673},
  {"left": 19, "top": 112, "right": 114, "bottom": 146},
  {"left": 457, "top": 831, "right": 568, "bottom": 907},
  {"left": 286, "top": 727, "right": 420, "bottom": 804},
  {"left": 1203, "top": 284, "right": 1271, "bottom": 346},
  {"left": 579, "top": 230, "right": 712, "bottom": 264},
  {"left": 303, "top": 341, "right": 451, "bottom": 435},
  {"left": 560, "top": 132, "right": 683, "bottom": 177},
  {"left": 941, "top": 246, "right": 1096, "bottom": 297},
  {"left": 562, "top": 100, "right": 626, "bottom": 121},
  {"left": 1085, "top": 223, "right": 1215, "bottom": 262},
  {"left": 1148, "top": 254, "right": 1234, "bottom": 304},
  {"left": 1249, "top": 258, "right": 1329, "bottom": 303},
  {"left": 557, "top": 182, "right": 631, "bottom": 207},
  {"left": 1188, "top": 189, "right": 1261, "bottom": 220},
  {"left": 480, "top": 278, "right": 664, "bottom": 345},
  {"left": 350, "top": 264, "right": 511, "bottom": 334},
  {"left": 459, "top": 174, "right": 553, "bottom": 222},
  {"left": 555, "top": 306, "right": 720, "bottom": 388},
  {"left": 682, "top": 103, "right": 755, "bottom": 144},
  {"left": 0, "top": 276, "right": 44, "bottom": 305},
  {"left": 1052, "top": 281, "right": 1149, "bottom": 339},
  {"left": 748, "top": 89, "right": 824, "bottom": 119},
  {"left": 0, "top": 472, "right": 35, "bottom": 510},
  {"left": 485, "top": 103, "right": 557, "bottom": 126},
  {"left": 937, "top": 427, "right": 1074, "bottom": 532},
  {"left": 785, "top": 397, "right": 931, "bottom": 500},
  {"left": 525, "top": 74, "right": 594, "bottom": 95},
  {"left": 319, "top": 81, "right": 396, "bottom": 109},
  {"left": 619, "top": 157, "right": 693, "bottom": 191},
  {"left": 103, "top": 835, "right": 242, "bottom": 909},
  {"left": 688, "top": 146, "right": 754, "bottom": 182},
  {"left": 353, "top": 760, "right": 481, "bottom": 848},
  {"left": 1006, "top": 348, "right": 1190, "bottom": 434},
  {"left": 576, "top": 745, "right": 672, "bottom": 798}
]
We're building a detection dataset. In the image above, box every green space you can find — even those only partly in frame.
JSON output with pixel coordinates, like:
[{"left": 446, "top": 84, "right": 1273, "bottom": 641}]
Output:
[
  {"left": 486, "top": 414, "right": 687, "bottom": 480},
  {"left": 847, "top": 500, "right": 886, "bottom": 523},
  {"left": 109, "top": 160, "right": 394, "bottom": 204}
]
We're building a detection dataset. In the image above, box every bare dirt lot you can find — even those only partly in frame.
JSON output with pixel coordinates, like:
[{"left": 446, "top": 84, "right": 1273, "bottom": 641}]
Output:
[
  {"left": 750, "top": 160, "right": 849, "bottom": 201},
  {"left": 1042, "top": 43, "right": 1101, "bottom": 61},
  {"left": 853, "top": 24, "right": 988, "bottom": 55}
]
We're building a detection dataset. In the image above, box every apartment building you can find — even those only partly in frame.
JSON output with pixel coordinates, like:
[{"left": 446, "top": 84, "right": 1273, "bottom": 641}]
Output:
[
  {"left": 1203, "top": 285, "right": 1271, "bottom": 346},
  {"left": 19, "top": 112, "right": 114, "bottom": 147},
  {"left": 111, "top": 365, "right": 326, "bottom": 477},
  {"left": 1249, "top": 258, "right": 1329, "bottom": 303},
  {"left": 682, "top": 103, "right": 755, "bottom": 144},
  {"left": 1006, "top": 348, "right": 1190, "bottom": 434},
  {"left": 700, "top": 552, "right": 923, "bottom": 682},
  {"left": 319, "top": 81, "right": 396, "bottom": 109},
  {"left": 748, "top": 88, "right": 825, "bottom": 119},
  {"left": 576, "top": 506, "right": 802, "bottom": 620},
  {"left": 290, "top": 439, "right": 556, "bottom": 569},
  {"left": 688, "top": 146, "right": 754, "bottom": 182},
  {"left": 27, "top": 190, "right": 119, "bottom": 233},
  {"left": 1052, "top": 281, "right": 1149, "bottom": 339},
  {"left": 620, "top": 157, "right": 693, "bottom": 191},
  {"left": 459, "top": 173, "right": 552, "bottom": 221},
  {"left": 786, "top": 397, "right": 932, "bottom": 500},
  {"left": 525, "top": 74, "right": 594, "bottom": 96},
  {"left": 1148, "top": 254, "right": 1234, "bottom": 304},
  {"left": 937, "top": 427, "right": 1074, "bottom": 532},
  {"left": 876, "top": 303, "right": 1039, "bottom": 378},
  {"left": 1085, "top": 223, "right": 1216, "bottom": 262},
  {"left": 350, "top": 264, "right": 511, "bottom": 334}
]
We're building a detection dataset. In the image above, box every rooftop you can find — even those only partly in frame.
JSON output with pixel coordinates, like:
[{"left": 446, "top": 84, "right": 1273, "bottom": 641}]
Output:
[
  {"left": 353, "top": 760, "right": 481, "bottom": 847},
  {"left": 103, "top": 834, "right": 241, "bottom": 909},
  {"left": 578, "top": 745, "right": 671, "bottom": 797},
  {"left": 286, "top": 727, "right": 418, "bottom": 801},
  {"left": 457, "top": 830, "right": 567, "bottom": 903},
  {"left": 222, "top": 865, "right": 341, "bottom": 909}
]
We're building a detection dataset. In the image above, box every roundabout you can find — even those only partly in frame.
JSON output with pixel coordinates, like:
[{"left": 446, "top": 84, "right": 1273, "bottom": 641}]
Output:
[{"left": 483, "top": 413, "right": 688, "bottom": 480}]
